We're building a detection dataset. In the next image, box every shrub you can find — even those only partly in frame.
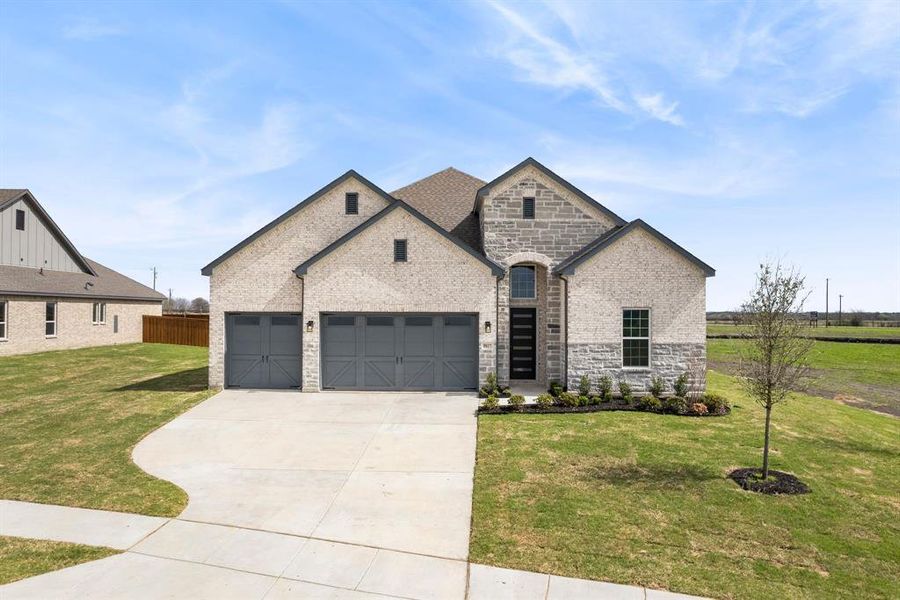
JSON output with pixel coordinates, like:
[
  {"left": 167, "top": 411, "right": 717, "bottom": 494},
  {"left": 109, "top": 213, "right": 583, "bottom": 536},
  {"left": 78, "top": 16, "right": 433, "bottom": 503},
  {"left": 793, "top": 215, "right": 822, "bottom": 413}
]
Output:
[
  {"left": 588, "top": 394, "right": 601, "bottom": 406},
  {"left": 481, "top": 395, "right": 498, "bottom": 410},
  {"left": 691, "top": 402, "right": 709, "bottom": 415},
  {"left": 535, "top": 393, "right": 554, "bottom": 408},
  {"left": 485, "top": 371, "right": 498, "bottom": 391},
  {"left": 702, "top": 392, "right": 730, "bottom": 414},
  {"left": 559, "top": 392, "right": 580, "bottom": 408},
  {"left": 498, "top": 385, "right": 512, "bottom": 398},
  {"left": 649, "top": 375, "right": 665, "bottom": 399},
  {"left": 673, "top": 373, "right": 689, "bottom": 398},
  {"left": 617, "top": 381, "right": 633, "bottom": 404},
  {"left": 598, "top": 376, "right": 612, "bottom": 402},
  {"left": 480, "top": 371, "right": 502, "bottom": 398},
  {"left": 662, "top": 396, "right": 685, "bottom": 414},
  {"left": 549, "top": 381, "right": 563, "bottom": 397},
  {"left": 637, "top": 395, "right": 662, "bottom": 411},
  {"left": 578, "top": 395, "right": 590, "bottom": 406},
  {"left": 508, "top": 394, "right": 525, "bottom": 410},
  {"left": 578, "top": 374, "right": 591, "bottom": 396}
]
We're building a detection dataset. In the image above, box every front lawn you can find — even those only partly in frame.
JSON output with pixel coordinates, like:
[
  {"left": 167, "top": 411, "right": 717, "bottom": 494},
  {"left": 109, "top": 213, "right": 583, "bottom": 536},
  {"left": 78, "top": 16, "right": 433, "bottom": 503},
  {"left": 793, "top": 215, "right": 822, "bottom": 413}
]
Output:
[
  {"left": 470, "top": 371, "right": 900, "bottom": 599},
  {"left": 0, "top": 343, "right": 211, "bottom": 516},
  {"left": 0, "top": 536, "right": 117, "bottom": 585}
]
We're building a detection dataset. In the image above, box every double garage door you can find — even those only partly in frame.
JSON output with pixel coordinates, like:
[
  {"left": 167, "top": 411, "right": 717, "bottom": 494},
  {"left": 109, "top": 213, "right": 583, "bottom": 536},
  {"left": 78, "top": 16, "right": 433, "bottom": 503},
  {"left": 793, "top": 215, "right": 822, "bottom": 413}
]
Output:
[
  {"left": 226, "top": 312, "right": 478, "bottom": 390},
  {"left": 322, "top": 313, "right": 478, "bottom": 390}
]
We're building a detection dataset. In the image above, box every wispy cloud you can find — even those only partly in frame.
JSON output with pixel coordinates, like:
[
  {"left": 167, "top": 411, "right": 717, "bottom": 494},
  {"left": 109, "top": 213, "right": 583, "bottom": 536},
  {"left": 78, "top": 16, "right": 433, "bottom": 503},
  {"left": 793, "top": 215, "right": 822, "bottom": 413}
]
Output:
[
  {"left": 632, "top": 93, "right": 684, "bottom": 127},
  {"left": 62, "top": 17, "right": 127, "bottom": 41}
]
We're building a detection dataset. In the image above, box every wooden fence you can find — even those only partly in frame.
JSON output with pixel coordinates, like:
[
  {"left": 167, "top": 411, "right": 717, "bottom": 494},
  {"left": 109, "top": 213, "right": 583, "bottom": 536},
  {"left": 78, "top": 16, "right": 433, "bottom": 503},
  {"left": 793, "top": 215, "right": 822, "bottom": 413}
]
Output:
[{"left": 143, "top": 314, "right": 209, "bottom": 347}]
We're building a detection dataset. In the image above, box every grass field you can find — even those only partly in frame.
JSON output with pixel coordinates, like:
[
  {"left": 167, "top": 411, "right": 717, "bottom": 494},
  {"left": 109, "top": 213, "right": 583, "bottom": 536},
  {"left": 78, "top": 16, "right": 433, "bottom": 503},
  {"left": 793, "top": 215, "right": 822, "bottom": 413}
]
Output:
[
  {"left": 470, "top": 371, "right": 900, "bottom": 600},
  {"left": 708, "top": 339, "right": 900, "bottom": 416},
  {"left": 0, "top": 536, "right": 117, "bottom": 585},
  {"left": 0, "top": 343, "right": 211, "bottom": 516},
  {"left": 707, "top": 323, "right": 900, "bottom": 339}
]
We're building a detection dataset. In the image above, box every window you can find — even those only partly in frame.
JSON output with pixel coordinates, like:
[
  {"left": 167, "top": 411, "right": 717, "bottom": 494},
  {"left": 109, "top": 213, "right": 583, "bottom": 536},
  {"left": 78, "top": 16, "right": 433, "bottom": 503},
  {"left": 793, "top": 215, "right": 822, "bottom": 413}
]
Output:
[
  {"left": 0, "top": 300, "right": 7, "bottom": 340},
  {"left": 15, "top": 209, "right": 25, "bottom": 230},
  {"left": 510, "top": 265, "right": 536, "bottom": 299},
  {"left": 394, "top": 239, "right": 407, "bottom": 262},
  {"left": 345, "top": 192, "right": 358, "bottom": 215},
  {"left": 522, "top": 197, "right": 535, "bottom": 219},
  {"left": 622, "top": 309, "right": 649, "bottom": 367},
  {"left": 92, "top": 302, "right": 107, "bottom": 325},
  {"left": 45, "top": 302, "right": 57, "bottom": 337}
]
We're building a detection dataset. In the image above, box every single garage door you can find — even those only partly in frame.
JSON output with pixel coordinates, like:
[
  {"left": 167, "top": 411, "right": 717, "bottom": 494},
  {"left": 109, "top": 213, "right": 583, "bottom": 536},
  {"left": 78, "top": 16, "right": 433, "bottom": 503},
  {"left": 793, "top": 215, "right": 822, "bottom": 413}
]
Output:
[
  {"left": 226, "top": 314, "right": 301, "bottom": 388},
  {"left": 321, "top": 314, "right": 477, "bottom": 390}
]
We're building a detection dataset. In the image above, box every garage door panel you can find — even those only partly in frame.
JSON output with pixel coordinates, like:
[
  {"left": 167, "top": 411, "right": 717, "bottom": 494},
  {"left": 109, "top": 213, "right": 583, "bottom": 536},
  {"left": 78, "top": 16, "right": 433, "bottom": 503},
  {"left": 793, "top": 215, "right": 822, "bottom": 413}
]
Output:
[
  {"left": 226, "top": 314, "right": 301, "bottom": 389},
  {"left": 404, "top": 359, "right": 436, "bottom": 388},
  {"left": 269, "top": 316, "right": 301, "bottom": 355},
  {"left": 364, "top": 359, "right": 396, "bottom": 387},
  {"left": 324, "top": 358, "right": 357, "bottom": 388},
  {"left": 442, "top": 360, "right": 475, "bottom": 389}
]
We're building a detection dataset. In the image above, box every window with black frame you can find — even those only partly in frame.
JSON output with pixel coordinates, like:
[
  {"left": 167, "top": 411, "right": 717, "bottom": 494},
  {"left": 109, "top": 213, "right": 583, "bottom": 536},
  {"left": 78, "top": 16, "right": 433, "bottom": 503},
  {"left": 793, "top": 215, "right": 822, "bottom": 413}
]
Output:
[
  {"left": 510, "top": 265, "right": 535, "bottom": 299},
  {"left": 622, "top": 309, "right": 649, "bottom": 367}
]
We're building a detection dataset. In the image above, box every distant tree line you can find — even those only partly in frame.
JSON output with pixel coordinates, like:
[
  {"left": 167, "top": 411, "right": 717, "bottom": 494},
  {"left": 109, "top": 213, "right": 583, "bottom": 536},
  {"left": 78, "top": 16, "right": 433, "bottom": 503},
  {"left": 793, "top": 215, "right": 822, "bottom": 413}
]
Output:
[{"left": 163, "top": 297, "right": 209, "bottom": 314}]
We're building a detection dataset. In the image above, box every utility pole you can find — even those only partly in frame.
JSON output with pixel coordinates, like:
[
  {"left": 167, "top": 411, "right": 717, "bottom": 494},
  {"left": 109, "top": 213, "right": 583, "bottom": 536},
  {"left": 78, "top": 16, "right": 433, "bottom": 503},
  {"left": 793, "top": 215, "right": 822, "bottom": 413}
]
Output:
[
  {"left": 151, "top": 267, "right": 158, "bottom": 290},
  {"left": 825, "top": 278, "right": 829, "bottom": 327},
  {"left": 839, "top": 294, "right": 843, "bottom": 327}
]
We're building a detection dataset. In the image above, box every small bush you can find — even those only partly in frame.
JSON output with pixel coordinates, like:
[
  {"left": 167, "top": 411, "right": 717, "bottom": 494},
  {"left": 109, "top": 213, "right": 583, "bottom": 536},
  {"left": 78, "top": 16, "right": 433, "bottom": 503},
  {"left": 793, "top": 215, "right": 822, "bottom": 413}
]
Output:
[
  {"left": 535, "top": 393, "right": 554, "bottom": 408},
  {"left": 498, "top": 385, "right": 512, "bottom": 398},
  {"left": 662, "top": 396, "right": 685, "bottom": 414},
  {"left": 597, "top": 375, "right": 612, "bottom": 402},
  {"left": 649, "top": 375, "right": 665, "bottom": 399},
  {"left": 578, "top": 395, "right": 590, "bottom": 406},
  {"left": 691, "top": 402, "right": 709, "bottom": 415},
  {"left": 617, "top": 381, "right": 633, "bottom": 404},
  {"left": 481, "top": 395, "right": 498, "bottom": 410},
  {"left": 485, "top": 371, "right": 498, "bottom": 390},
  {"left": 559, "top": 392, "right": 580, "bottom": 407},
  {"left": 578, "top": 374, "right": 591, "bottom": 396},
  {"left": 587, "top": 394, "right": 601, "bottom": 406},
  {"left": 508, "top": 394, "right": 525, "bottom": 410},
  {"left": 549, "top": 381, "right": 563, "bottom": 397},
  {"left": 702, "top": 392, "right": 730, "bottom": 414},
  {"left": 637, "top": 395, "right": 662, "bottom": 411},
  {"left": 673, "top": 373, "right": 689, "bottom": 398}
]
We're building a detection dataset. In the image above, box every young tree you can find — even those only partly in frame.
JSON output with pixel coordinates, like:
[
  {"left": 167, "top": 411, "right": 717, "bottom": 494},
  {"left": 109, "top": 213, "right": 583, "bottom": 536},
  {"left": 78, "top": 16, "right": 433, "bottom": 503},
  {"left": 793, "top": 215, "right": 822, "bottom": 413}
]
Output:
[
  {"left": 740, "top": 262, "right": 813, "bottom": 479},
  {"left": 189, "top": 297, "right": 210, "bottom": 313}
]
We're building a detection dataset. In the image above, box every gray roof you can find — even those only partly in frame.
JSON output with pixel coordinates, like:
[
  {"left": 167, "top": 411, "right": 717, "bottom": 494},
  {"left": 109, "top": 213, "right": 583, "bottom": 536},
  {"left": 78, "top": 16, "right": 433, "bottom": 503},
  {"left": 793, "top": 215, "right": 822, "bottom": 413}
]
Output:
[
  {"left": 554, "top": 219, "right": 715, "bottom": 277},
  {"left": 391, "top": 167, "right": 485, "bottom": 251},
  {"left": 294, "top": 200, "right": 504, "bottom": 277},
  {"left": 0, "top": 258, "right": 165, "bottom": 302}
]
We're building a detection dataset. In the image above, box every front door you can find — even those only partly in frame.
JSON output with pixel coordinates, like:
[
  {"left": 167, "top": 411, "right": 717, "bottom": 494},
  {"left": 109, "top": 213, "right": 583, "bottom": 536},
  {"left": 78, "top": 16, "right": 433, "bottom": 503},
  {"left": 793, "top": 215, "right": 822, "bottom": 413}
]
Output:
[{"left": 509, "top": 308, "right": 536, "bottom": 379}]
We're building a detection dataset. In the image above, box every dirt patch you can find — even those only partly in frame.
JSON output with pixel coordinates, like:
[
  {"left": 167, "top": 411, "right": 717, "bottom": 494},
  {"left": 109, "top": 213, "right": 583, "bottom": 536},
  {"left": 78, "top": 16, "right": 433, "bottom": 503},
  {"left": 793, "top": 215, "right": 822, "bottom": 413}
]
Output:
[{"left": 729, "top": 468, "right": 811, "bottom": 495}]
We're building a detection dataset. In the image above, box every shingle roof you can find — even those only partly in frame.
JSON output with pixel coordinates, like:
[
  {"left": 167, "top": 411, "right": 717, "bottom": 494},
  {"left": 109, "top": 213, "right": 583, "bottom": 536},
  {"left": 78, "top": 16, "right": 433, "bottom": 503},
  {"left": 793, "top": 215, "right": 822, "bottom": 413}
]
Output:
[
  {"left": 0, "top": 259, "right": 166, "bottom": 301},
  {"left": 391, "top": 167, "right": 485, "bottom": 251},
  {"left": 0, "top": 189, "right": 28, "bottom": 206}
]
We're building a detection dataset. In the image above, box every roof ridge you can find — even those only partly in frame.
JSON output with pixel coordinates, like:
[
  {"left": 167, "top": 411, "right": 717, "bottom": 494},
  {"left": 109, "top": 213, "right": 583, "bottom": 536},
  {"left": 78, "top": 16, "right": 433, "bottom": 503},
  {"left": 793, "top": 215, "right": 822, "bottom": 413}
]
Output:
[{"left": 391, "top": 166, "right": 486, "bottom": 194}]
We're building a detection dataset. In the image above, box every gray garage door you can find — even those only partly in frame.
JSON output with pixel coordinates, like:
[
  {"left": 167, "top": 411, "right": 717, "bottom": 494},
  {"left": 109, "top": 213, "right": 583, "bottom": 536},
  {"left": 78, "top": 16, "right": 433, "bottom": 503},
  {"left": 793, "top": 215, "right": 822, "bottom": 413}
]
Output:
[
  {"left": 321, "top": 314, "right": 477, "bottom": 390},
  {"left": 226, "top": 314, "right": 301, "bottom": 389}
]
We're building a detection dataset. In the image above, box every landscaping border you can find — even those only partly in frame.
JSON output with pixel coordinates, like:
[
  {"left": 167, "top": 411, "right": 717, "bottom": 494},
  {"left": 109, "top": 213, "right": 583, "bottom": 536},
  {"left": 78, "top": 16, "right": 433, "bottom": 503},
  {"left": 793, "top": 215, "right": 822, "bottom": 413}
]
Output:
[{"left": 478, "top": 403, "right": 731, "bottom": 417}]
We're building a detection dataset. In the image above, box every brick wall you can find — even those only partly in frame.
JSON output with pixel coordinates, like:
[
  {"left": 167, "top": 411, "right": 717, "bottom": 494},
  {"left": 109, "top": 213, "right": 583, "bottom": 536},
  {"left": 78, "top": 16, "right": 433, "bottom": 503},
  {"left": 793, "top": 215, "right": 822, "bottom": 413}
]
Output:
[
  {"left": 301, "top": 208, "right": 497, "bottom": 391},
  {"left": 207, "top": 177, "right": 392, "bottom": 387},
  {"left": 565, "top": 227, "right": 707, "bottom": 391},
  {"left": 0, "top": 296, "right": 161, "bottom": 356}
]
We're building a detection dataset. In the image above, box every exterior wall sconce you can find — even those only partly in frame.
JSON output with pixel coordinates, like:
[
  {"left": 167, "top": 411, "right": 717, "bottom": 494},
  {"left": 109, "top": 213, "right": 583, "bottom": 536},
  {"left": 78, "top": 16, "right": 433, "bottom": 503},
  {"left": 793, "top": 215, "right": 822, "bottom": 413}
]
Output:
[
  {"left": 484, "top": 321, "right": 492, "bottom": 333},
  {"left": 306, "top": 320, "right": 314, "bottom": 333}
]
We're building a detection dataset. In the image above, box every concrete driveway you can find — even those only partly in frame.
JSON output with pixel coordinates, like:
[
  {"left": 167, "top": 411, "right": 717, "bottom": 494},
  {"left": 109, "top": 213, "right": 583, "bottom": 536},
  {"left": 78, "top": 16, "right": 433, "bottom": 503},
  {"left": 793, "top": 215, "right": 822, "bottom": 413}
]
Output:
[{"left": 133, "top": 389, "right": 479, "bottom": 560}]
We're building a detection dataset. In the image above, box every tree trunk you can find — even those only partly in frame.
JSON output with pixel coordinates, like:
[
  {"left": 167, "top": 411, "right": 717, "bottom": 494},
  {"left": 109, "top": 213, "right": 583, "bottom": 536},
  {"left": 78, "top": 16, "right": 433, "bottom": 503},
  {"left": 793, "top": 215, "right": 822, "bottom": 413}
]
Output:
[{"left": 762, "top": 404, "right": 772, "bottom": 479}]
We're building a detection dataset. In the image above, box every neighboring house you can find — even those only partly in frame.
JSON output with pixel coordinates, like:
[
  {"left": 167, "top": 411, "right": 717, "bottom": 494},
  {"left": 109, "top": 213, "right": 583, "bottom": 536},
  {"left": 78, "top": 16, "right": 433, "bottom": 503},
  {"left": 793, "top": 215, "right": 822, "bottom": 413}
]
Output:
[
  {"left": 202, "top": 158, "right": 714, "bottom": 392},
  {"left": 0, "top": 189, "right": 164, "bottom": 356}
]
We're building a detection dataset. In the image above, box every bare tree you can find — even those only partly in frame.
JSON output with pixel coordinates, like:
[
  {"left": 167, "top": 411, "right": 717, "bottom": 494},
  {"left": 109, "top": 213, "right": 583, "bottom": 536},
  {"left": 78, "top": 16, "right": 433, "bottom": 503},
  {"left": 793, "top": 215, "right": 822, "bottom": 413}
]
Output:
[
  {"left": 189, "top": 297, "right": 210, "bottom": 313},
  {"left": 739, "top": 262, "right": 814, "bottom": 479},
  {"left": 163, "top": 297, "right": 191, "bottom": 313}
]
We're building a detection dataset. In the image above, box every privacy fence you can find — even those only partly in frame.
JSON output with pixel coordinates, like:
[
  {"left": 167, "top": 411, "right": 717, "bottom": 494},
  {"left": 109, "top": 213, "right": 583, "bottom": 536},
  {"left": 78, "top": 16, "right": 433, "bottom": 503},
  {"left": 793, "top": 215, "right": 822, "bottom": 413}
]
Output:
[{"left": 143, "top": 314, "right": 209, "bottom": 347}]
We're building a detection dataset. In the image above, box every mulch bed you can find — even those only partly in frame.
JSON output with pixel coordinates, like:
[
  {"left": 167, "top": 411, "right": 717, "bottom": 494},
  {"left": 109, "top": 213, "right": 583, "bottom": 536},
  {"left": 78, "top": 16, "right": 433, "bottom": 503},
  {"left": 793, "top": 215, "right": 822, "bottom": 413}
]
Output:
[
  {"left": 728, "top": 468, "right": 811, "bottom": 495},
  {"left": 478, "top": 403, "right": 730, "bottom": 417}
]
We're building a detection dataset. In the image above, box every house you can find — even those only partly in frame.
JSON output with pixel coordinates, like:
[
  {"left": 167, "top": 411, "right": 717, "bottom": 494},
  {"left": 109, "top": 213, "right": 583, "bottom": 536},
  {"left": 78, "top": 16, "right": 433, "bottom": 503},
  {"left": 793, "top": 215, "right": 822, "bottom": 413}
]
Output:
[
  {"left": 202, "top": 158, "right": 714, "bottom": 392},
  {"left": 0, "top": 189, "right": 164, "bottom": 356}
]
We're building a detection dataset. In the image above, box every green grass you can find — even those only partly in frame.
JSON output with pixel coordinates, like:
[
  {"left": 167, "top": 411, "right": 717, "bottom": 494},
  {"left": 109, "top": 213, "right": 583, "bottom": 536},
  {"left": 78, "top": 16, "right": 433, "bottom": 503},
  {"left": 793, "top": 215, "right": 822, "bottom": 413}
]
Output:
[
  {"left": 0, "top": 343, "right": 211, "bottom": 516},
  {"left": 470, "top": 371, "right": 900, "bottom": 600},
  {"left": 708, "top": 339, "right": 900, "bottom": 416},
  {"left": 707, "top": 323, "right": 900, "bottom": 339},
  {"left": 0, "top": 536, "right": 118, "bottom": 585}
]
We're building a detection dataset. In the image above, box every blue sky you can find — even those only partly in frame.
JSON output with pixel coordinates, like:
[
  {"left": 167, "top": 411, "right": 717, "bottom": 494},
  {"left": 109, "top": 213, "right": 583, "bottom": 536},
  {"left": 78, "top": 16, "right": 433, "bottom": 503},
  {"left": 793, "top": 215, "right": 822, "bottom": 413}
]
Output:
[{"left": 1, "top": 0, "right": 898, "bottom": 311}]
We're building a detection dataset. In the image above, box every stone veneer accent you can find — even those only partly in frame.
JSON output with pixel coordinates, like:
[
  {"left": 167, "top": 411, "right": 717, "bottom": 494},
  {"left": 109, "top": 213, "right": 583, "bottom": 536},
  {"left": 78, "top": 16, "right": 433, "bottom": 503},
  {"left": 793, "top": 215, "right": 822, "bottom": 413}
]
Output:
[
  {"left": 207, "top": 177, "right": 392, "bottom": 388},
  {"left": 480, "top": 165, "right": 618, "bottom": 386},
  {"left": 0, "top": 296, "right": 161, "bottom": 356},
  {"left": 565, "top": 226, "right": 707, "bottom": 392},
  {"left": 300, "top": 208, "right": 497, "bottom": 391}
]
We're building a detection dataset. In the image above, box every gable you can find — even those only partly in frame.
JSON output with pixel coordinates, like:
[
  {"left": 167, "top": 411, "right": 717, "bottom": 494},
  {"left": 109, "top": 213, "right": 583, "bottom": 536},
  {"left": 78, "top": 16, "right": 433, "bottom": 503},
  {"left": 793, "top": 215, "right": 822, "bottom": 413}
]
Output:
[{"left": 0, "top": 191, "right": 95, "bottom": 275}]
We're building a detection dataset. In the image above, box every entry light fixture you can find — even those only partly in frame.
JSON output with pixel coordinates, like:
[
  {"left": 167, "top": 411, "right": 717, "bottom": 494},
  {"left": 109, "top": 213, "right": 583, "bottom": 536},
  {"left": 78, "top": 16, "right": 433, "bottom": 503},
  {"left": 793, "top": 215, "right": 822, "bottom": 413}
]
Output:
[
  {"left": 306, "top": 320, "right": 314, "bottom": 333},
  {"left": 484, "top": 320, "right": 492, "bottom": 333}
]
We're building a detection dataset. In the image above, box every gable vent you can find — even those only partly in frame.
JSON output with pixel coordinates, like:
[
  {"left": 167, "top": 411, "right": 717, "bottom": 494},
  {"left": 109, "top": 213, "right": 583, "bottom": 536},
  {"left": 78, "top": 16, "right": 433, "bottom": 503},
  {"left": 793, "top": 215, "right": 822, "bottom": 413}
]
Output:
[
  {"left": 345, "top": 192, "right": 359, "bottom": 215},
  {"left": 394, "top": 239, "right": 407, "bottom": 262},
  {"left": 523, "top": 197, "right": 535, "bottom": 219}
]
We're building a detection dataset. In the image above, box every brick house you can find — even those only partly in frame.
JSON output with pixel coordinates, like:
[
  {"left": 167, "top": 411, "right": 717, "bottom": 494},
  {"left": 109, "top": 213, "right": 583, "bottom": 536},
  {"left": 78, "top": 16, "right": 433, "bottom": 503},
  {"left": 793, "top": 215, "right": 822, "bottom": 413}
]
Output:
[
  {"left": 202, "top": 158, "right": 714, "bottom": 392},
  {"left": 0, "top": 189, "right": 164, "bottom": 356}
]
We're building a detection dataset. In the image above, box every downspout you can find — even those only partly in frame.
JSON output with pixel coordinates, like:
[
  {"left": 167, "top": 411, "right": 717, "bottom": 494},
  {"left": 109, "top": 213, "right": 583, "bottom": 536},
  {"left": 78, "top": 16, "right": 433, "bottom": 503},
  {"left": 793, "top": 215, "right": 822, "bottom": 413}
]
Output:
[{"left": 560, "top": 274, "right": 569, "bottom": 390}]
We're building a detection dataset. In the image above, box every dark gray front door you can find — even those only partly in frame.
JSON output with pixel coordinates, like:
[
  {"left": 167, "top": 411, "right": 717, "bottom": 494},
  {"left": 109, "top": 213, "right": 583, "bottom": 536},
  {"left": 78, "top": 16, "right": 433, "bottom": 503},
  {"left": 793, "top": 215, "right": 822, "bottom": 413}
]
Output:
[
  {"left": 321, "top": 314, "right": 477, "bottom": 390},
  {"left": 226, "top": 314, "right": 301, "bottom": 388},
  {"left": 510, "top": 308, "right": 536, "bottom": 379}
]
